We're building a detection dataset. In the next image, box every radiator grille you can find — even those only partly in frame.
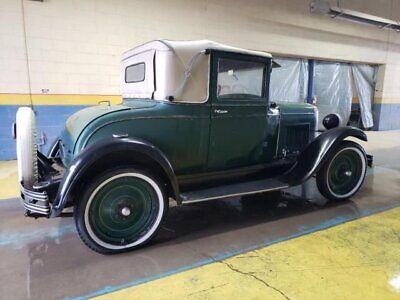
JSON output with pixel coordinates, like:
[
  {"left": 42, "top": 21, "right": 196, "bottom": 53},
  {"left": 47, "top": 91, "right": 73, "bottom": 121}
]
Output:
[{"left": 281, "top": 124, "right": 310, "bottom": 154}]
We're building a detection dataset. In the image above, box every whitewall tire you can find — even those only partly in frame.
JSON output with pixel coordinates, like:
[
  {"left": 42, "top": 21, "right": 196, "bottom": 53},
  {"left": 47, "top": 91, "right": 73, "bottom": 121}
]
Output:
[
  {"left": 16, "top": 107, "right": 38, "bottom": 188},
  {"left": 316, "top": 141, "right": 367, "bottom": 202},
  {"left": 74, "top": 168, "right": 167, "bottom": 254}
]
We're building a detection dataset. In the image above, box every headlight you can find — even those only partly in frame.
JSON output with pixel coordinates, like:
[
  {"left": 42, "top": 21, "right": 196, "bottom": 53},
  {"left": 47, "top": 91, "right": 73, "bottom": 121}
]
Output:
[{"left": 323, "top": 114, "right": 340, "bottom": 130}]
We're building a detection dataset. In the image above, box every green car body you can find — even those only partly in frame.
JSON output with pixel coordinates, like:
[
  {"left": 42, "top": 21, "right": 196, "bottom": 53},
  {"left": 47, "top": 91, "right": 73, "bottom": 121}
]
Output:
[
  {"left": 60, "top": 99, "right": 315, "bottom": 175},
  {"left": 17, "top": 40, "right": 369, "bottom": 253}
]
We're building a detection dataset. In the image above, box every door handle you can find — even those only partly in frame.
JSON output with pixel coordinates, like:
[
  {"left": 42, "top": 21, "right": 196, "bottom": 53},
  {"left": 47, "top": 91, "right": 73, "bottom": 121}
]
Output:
[{"left": 214, "top": 109, "right": 229, "bottom": 114}]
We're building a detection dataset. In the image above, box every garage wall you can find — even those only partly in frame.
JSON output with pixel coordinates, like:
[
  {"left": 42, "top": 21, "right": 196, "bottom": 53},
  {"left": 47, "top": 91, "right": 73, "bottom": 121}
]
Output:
[{"left": 1, "top": 0, "right": 400, "bottom": 159}]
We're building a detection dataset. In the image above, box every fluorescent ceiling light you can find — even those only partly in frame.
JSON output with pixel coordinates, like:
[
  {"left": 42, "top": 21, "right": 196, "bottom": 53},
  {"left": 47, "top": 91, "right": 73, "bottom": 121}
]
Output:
[{"left": 310, "top": 0, "right": 400, "bottom": 32}]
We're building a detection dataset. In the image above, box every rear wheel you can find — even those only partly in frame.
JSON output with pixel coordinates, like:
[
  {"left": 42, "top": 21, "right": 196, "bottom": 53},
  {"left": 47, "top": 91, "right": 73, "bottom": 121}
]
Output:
[
  {"left": 316, "top": 141, "right": 367, "bottom": 202},
  {"left": 74, "top": 168, "right": 167, "bottom": 254}
]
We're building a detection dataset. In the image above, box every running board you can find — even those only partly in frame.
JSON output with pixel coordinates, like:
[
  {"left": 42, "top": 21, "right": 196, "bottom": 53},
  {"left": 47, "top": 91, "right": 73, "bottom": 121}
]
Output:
[{"left": 181, "top": 178, "right": 288, "bottom": 204}]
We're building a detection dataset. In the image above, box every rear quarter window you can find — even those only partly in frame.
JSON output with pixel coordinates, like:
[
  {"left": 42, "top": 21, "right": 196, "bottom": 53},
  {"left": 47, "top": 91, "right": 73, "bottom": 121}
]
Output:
[{"left": 125, "top": 63, "right": 145, "bottom": 83}]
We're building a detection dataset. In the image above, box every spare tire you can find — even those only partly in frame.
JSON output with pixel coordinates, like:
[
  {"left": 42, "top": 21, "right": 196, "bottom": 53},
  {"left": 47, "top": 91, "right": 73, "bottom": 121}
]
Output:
[{"left": 16, "top": 107, "right": 38, "bottom": 188}]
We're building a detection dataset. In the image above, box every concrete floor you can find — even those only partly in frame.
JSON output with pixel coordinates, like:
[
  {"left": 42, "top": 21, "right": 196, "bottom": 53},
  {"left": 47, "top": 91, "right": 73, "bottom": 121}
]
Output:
[
  {"left": 97, "top": 206, "right": 400, "bottom": 300},
  {"left": 0, "top": 130, "right": 399, "bottom": 299}
]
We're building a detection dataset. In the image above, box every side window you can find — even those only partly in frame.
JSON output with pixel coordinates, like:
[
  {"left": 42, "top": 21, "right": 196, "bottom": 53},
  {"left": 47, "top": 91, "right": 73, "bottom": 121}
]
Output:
[
  {"left": 125, "top": 63, "right": 145, "bottom": 83},
  {"left": 217, "top": 58, "right": 265, "bottom": 99}
]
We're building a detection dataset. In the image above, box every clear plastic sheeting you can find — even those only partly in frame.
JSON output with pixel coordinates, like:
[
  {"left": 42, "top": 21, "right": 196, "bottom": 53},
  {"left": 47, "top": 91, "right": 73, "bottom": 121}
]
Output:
[
  {"left": 270, "top": 58, "right": 308, "bottom": 103},
  {"left": 351, "top": 64, "right": 376, "bottom": 129},
  {"left": 313, "top": 62, "right": 352, "bottom": 130}
]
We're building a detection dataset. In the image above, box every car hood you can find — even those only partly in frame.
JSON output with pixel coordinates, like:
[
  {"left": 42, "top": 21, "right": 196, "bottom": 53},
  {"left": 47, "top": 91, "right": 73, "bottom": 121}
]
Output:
[{"left": 277, "top": 102, "right": 315, "bottom": 114}]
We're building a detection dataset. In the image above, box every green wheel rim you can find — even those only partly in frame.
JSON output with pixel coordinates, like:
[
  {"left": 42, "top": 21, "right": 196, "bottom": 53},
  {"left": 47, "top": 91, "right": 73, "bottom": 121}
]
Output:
[
  {"left": 328, "top": 148, "right": 364, "bottom": 197},
  {"left": 88, "top": 174, "right": 159, "bottom": 246}
]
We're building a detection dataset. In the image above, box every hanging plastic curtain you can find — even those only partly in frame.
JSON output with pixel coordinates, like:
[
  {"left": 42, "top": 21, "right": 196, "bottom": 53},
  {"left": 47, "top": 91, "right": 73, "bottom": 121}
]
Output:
[
  {"left": 313, "top": 62, "right": 352, "bottom": 130},
  {"left": 269, "top": 58, "right": 308, "bottom": 103},
  {"left": 351, "top": 64, "right": 376, "bottom": 129}
]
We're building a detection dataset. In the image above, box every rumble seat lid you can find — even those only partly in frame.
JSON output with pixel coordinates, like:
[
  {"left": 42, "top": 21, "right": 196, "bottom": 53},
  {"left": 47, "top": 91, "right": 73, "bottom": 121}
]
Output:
[{"left": 65, "top": 105, "right": 130, "bottom": 142}]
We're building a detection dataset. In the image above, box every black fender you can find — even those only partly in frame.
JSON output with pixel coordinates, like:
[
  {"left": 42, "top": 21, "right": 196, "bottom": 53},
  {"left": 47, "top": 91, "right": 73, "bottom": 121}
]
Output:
[
  {"left": 280, "top": 126, "right": 367, "bottom": 186},
  {"left": 50, "top": 137, "right": 180, "bottom": 218}
]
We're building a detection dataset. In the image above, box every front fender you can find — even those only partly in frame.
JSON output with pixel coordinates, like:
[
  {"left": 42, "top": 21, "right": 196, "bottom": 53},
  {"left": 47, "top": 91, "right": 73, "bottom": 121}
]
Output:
[
  {"left": 50, "top": 137, "right": 179, "bottom": 218},
  {"left": 280, "top": 126, "right": 367, "bottom": 186}
]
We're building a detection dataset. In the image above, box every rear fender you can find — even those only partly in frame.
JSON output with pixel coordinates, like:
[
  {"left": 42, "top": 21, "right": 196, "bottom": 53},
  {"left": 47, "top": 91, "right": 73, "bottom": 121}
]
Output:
[
  {"left": 280, "top": 127, "right": 367, "bottom": 186},
  {"left": 50, "top": 137, "right": 179, "bottom": 218}
]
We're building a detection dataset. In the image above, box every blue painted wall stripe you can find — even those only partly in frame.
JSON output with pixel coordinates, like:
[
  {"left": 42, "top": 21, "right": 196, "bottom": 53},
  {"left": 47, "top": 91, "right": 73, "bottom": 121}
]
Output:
[{"left": 0, "top": 105, "right": 88, "bottom": 160}]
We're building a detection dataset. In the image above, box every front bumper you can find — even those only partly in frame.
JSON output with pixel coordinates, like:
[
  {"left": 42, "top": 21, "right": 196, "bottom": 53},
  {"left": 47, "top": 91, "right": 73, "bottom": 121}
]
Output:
[
  {"left": 20, "top": 184, "right": 50, "bottom": 217},
  {"left": 20, "top": 149, "right": 64, "bottom": 218}
]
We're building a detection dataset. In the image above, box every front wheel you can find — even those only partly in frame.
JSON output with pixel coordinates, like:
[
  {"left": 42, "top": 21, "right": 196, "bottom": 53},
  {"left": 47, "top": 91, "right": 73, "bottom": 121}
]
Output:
[
  {"left": 74, "top": 168, "right": 167, "bottom": 254},
  {"left": 316, "top": 141, "right": 367, "bottom": 202}
]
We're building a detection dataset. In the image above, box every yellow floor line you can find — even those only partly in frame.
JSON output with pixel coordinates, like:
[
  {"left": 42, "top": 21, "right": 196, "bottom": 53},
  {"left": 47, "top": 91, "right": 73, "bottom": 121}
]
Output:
[
  {"left": 0, "top": 160, "right": 19, "bottom": 200},
  {"left": 95, "top": 207, "right": 400, "bottom": 300}
]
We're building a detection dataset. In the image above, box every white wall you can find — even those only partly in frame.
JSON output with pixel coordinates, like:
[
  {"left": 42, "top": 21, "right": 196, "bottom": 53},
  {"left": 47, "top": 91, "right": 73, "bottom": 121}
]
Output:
[
  {"left": 0, "top": 0, "right": 30, "bottom": 93},
  {"left": 0, "top": 0, "right": 399, "bottom": 100}
]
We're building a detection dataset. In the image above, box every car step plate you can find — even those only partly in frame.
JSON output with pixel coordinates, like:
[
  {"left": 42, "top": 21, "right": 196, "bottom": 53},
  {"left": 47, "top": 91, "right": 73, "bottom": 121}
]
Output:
[{"left": 181, "top": 178, "right": 288, "bottom": 204}]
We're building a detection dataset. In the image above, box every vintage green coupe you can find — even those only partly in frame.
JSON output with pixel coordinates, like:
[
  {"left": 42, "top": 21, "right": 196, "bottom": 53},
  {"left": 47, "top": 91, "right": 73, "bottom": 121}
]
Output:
[{"left": 15, "top": 40, "right": 370, "bottom": 254}]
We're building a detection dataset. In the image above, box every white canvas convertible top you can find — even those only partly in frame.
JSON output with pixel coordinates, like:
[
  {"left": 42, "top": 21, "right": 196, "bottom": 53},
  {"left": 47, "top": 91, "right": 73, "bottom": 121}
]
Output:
[{"left": 120, "top": 39, "right": 272, "bottom": 103}]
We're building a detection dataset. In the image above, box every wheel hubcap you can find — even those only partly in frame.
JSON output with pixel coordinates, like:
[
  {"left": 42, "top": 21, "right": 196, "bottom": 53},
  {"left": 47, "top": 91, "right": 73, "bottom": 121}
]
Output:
[
  {"left": 344, "top": 170, "right": 352, "bottom": 177},
  {"left": 88, "top": 175, "right": 159, "bottom": 246},
  {"left": 121, "top": 207, "right": 131, "bottom": 217},
  {"left": 328, "top": 149, "right": 363, "bottom": 196}
]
